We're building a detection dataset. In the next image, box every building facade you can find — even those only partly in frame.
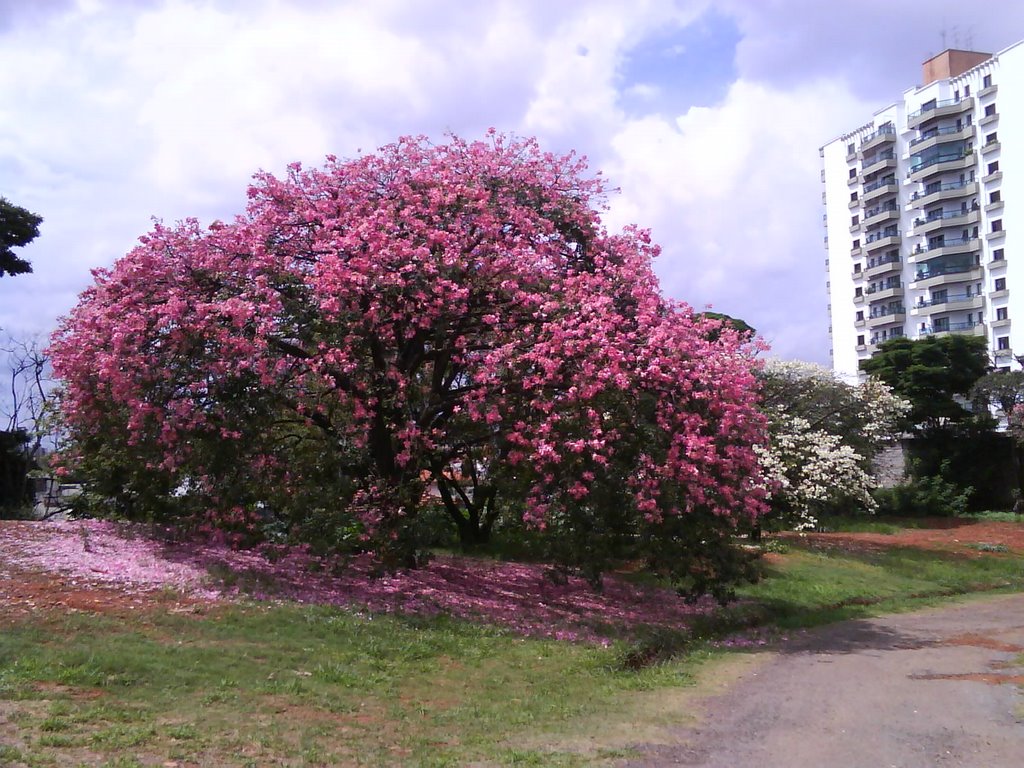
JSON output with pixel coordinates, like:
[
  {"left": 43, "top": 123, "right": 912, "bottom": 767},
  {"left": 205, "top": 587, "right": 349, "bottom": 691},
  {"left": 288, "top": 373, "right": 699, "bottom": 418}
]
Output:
[{"left": 822, "top": 43, "right": 1024, "bottom": 379}]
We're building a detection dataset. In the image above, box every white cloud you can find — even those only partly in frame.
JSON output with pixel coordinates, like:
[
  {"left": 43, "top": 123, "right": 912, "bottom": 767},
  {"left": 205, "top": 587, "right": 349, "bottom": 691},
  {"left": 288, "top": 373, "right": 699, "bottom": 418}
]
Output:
[
  {"left": 4, "top": 0, "right": 1022, "bottom": 367},
  {"left": 605, "top": 78, "right": 876, "bottom": 359}
]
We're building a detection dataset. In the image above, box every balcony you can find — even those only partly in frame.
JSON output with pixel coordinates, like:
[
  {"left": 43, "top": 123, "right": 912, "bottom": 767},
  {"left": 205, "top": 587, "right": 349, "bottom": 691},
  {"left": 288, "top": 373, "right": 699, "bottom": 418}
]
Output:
[
  {"left": 910, "top": 293, "right": 984, "bottom": 316},
  {"left": 866, "top": 307, "right": 907, "bottom": 329},
  {"left": 912, "top": 265, "right": 983, "bottom": 290},
  {"left": 909, "top": 180, "right": 977, "bottom": 209},
  {"left": 854, "top": 293, "right": 866, "bottom": 305},
  {"left": 907, "top": 96, "right": 974, "bottom": 130},
  {"left": 848, "top": 196, "right": 862, "bottom": 210},
  {"left": 866, "top": 285, "right": 904, "bottom": 302},
  {"left": 921, "top": 321, "right": 985, "bottom": 338},
  {"left": 907, "top": 152, "right": 975, "bottom": 183},
  {"left": 863, "top": 203, "right": 900, "bottom": 228},
  {"left": 868, "top": 332, "right": 905, "bottom": 348},
  {"left": 908, "top": 124, "right": 975, "bottom": 155},
  {"left": 980, "top": 84, "right": 998, "bottom": 98},
  {"left": 864, "top": 257, "right": 901, "bottom": 279},
  {"left": 858, "top": 124, "right": 897, "bottom": 156},
  {"left": 912, "top": 208, "right": 980, "bottom": 235},
  {"left": 862, "top": 177, "right": 898, "bottom": 203},
  {"left": 864, "top": 231, "right": 901, "bottom": 253},
  {"left": 851, "top": 243, "right": 863, "bottom": 258},
  {"left": 910, "top": 236, "right": 981, "bottom": 261},
  {"left": 981, "top": 140, "right": 1001, "bottom": 155},
  {"left": 860, "top": 153, "right": 898, "bottom": 181},
  {"left": 979, "top": 111, "right": 999, "bottom": 127}
]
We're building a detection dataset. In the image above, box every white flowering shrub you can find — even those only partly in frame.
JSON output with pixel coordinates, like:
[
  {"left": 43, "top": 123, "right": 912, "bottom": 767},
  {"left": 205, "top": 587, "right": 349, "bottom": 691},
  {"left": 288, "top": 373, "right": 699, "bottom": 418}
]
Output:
[{"left": 757, "top": 361, "right": 909, "bottom": 530}]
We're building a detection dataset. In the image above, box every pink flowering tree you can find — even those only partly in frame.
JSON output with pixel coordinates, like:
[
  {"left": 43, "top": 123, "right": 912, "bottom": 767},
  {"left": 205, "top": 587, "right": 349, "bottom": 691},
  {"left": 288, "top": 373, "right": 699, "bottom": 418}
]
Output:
[{"left": 51, "top": 133, "right": 768, "bottom": 596}]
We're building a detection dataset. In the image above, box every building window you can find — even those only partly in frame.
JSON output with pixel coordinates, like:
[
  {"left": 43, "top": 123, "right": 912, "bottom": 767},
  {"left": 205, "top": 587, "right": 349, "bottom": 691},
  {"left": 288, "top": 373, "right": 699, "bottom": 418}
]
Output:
[
  {"left": 857, "top": 335, "right": 865, "bottom": 346},
  {"left": 847, "top": 143, "right": 855, "bottom": 155},
  {"left": 856, "top": 311, "right": 864, "bottom": 321},
  {"left": 985, "top": 103, "right": 997, "bottom": 117},
  {"left": 983, "top": 74, "right": 992, "bottom": 88},
  {"left": 988, "top": 161, "right": 1000, "bottom": 175},
  {"left": 849, "top": 168, "right": 857, "bottom": 179},
  {"left": 853, "top": 239, "right": 861, "bottom": 248},
  {"left": 997, "top": 307, "right": 1009, "bottom": 321},
  {"left": 993, "top": 219, "right": 1003, "bottom": 232},
  {"left": 994, "top": 248, "right": 1005, "bottom": 261},
  {"left": 998, "top": 336, "right": 1011, "bottom": 350},
  {"left": 995, "top": 277, "right": 1007, "bottom": 291},
  {"left": 855, "top": 287, "right": 863, "bottom": 297},
  {"left": 986, "top": 132, "right": 998, "bottom": 145},
  {"left": 851, "top": 215, "right": 859, "bottom": 226},
  {"left": 854, "top": 263, "right": 861, "bottom": 273},
  {"left": 990, "top": 190, "right": 1002, "bottom": 204},
  {"left": 965, "top": 84, "right": 971, "bottom": 96},
  {"left": 850, "top": 191, "right": 858, "bottom": 202}
]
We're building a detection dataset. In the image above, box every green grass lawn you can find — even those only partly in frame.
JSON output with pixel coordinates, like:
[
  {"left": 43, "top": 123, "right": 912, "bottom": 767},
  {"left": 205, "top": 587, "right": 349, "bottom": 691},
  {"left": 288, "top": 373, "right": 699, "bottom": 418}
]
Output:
[
  {"left": 821, "top": 511, "right": 1024, "bottom": 534},
  {"left": 735, "top": 543, "right": 1024, "bottom": 628},
  {"left": 2, "top": 534, "right": 1023, "bottom": 766},
  {"left": 0, "top": 604, "right": 702, "bottom": 767}
]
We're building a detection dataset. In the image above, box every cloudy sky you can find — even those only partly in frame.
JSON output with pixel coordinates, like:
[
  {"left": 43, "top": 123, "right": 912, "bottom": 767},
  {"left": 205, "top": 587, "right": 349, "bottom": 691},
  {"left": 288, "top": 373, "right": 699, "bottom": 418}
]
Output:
[{"left": 3, "top": 0, "right": 1024, "bottom": 364}]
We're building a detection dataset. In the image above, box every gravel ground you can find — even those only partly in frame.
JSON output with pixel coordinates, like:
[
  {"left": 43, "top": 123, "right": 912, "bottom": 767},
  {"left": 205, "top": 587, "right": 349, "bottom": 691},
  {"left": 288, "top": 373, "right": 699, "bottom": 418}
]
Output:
[{"left": 625, "top": 593, "right": 1024, "bottom": 767}]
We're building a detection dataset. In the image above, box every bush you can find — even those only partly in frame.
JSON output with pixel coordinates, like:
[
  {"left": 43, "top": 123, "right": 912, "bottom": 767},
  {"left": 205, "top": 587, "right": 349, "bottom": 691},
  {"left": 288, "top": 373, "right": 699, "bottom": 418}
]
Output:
[
  {"left": 872, "top": 474, "right": 972, "bottom": 518},
  {"left": 0, "top": 429, "right": 33, "bottom": 519}
]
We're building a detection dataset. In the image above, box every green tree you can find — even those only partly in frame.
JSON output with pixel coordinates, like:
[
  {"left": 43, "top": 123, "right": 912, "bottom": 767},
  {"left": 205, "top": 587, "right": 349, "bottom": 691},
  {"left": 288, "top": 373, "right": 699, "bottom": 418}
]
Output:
[
  {"left": 860, "top": 335, "right": 990, "bottom": 432},
  {"left": 970, "top": 370, "right": 1024, "bottom": 419},
  {"left": 0, "top": 428, "right": 32, "bottom": 516},
  {"left": 695, "top": 312, "right": 755, "bottom": 340},
  {"left": 0, "top": 197, "right": 43, "bottom": 278},
  {"left": 971, "top": 370, "right": 1024, "bottom": 505}
]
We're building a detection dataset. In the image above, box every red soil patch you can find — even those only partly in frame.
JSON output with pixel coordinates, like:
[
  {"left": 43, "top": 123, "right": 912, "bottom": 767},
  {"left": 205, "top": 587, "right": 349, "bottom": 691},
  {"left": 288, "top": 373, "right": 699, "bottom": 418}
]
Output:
[
  {"left": 943, "top": 633, "right": 1024, "bottom": 654},
  {"left": 784, "top": 520, "right": 1024, "bottom": 557},
  {"left": 911, "top": 672, "right": 1024, "bottom": 685}
]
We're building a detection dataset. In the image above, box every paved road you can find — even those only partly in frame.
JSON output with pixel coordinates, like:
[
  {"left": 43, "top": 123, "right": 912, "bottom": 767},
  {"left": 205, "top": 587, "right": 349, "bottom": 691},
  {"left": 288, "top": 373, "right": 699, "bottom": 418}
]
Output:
[{"left": 626, "top": 594, "right": 1024, "bottom": 767}]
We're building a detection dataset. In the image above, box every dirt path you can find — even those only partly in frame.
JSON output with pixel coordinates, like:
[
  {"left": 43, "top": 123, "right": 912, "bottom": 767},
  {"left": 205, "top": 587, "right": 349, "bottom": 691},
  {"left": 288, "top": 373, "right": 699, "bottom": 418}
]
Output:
[
  {"left": 785, "top": 519, "right": 1024, "bottom": 556},
  {"left": 625, "top": 593, "right": 1024, "bottom": 767}
]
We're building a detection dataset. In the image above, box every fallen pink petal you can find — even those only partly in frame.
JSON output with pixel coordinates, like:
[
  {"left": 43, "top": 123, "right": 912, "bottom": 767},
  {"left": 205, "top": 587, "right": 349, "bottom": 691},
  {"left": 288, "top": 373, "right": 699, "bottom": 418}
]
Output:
[{"left": 0, "top": 520, "right": 723, "bottom": 643}]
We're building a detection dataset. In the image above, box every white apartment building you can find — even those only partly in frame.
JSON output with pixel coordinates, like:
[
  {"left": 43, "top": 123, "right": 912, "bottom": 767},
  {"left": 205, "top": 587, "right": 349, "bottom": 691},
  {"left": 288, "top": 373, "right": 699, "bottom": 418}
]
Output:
[{"left": 822, "top": 43, "right": 1024, "bottom": 379}]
